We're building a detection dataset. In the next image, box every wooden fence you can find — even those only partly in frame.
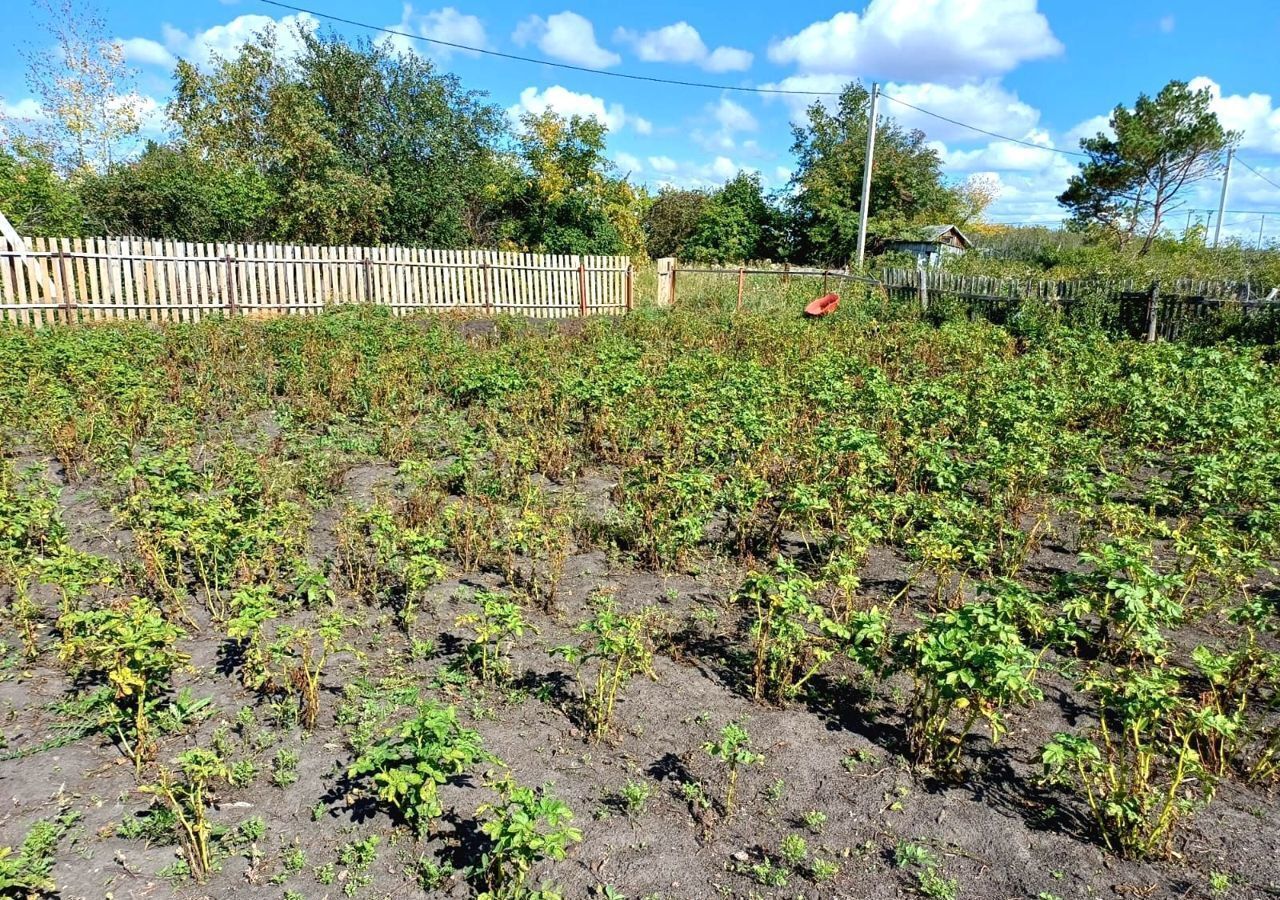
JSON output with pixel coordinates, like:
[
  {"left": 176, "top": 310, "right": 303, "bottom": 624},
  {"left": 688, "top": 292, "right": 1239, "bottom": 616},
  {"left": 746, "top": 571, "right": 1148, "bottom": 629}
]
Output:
[
  {"left": 0, "top": 236, "right": 634, "bottom": 326},
  {"left": 661, "top": 260, "right": 1280, "bottom": 341}
]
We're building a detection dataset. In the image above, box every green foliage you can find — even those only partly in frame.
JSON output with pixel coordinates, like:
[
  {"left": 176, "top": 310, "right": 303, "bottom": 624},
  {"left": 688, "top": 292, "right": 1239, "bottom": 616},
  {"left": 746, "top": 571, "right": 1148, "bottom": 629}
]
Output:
[
  {"left": 897, "top": 601, "right": 1043, "bottom": 768},
  {"left": 702, "top": 721, "right": 764, "bottom": 816},
  {"left": 552, "top": 595, "right": 662, "bottom": 741},
  {"left": 473, "top": 774, "right": 582, "bottom": 900},
  {"left": 0, "top": 142, "right": 85, "bottom": 236},
  {"left": 682, "top": 172, "right": 781, "bottom": 263},
  {"left": 457, "top": 591, "right": 529, "bottom": 686},
  {"left": 789, "top": 82, "right": 965, "bottom": 266},
  {"left": 57, "top": 597, "right": 188, "bottom": 771},
  {"left": 0, "top": 810, "right": 80, "bottom": 897},
  {"left": 347, "top": 702, "right": 487, "bottom": 835},
  {"left": 1059, "top": 80, "right": 1237, "bottom": 254},
  {"left": 642, "top": 187, "right": 707, "bottom": 259},
  {"left": 1042, "top": 666, "right": 1228, "bottom": 858}
]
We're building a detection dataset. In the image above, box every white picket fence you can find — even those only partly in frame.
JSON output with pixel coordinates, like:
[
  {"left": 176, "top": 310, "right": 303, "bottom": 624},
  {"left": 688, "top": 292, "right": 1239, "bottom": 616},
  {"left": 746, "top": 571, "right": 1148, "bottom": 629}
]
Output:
[{"left": 0, "top": 236, "right": 635, "bottom": 326}]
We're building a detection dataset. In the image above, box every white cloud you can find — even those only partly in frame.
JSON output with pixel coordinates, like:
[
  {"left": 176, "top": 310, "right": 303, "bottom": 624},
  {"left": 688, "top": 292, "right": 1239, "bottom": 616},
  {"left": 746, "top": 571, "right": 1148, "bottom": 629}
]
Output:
[
  {"left": 614, "top": 21, "right": 753, "bottom": 72},
  {"left": 385, "top": 5, "right": 488, "bottom": 59},
  {"left": 712, "top": 97, "right": 758, "bottom": 133},
  {"left": 1, "top": 98, "right": 47, "bottom": 122},
  {"left": 1158, "top": 15, "right": 1176, "bottom": 33},
  {"left": 774, "top": 165, "right": 793, "bottom": 184},
  {"left": 1062, "top": 113, "right": 1114, "bottom": 149},
  {"left": 881, "top": 80, "right": 1039, "bottom": 141},
  {"left": 508, "top": 85, "right": 648, "bottom": 134},
  {"left": 513, "top": 12, "right": 619, "bottom": 68},
  {"left": 1189, "top": 75, "right": 1280, "bottom": 154},
  {"left": 706, "top": 47, "right": 753, "bottom": 73},
  {"left": 768, "top": 0, "right": 1061, "bottom": 84},
  {"left": 117, "top": 37, "right": 176, "bottom": 67},
  {"left": 709, "top": 155, "right": 738, "bottom": 179},
  {"left": 936, "top": 131, "right": 1073, "bottom": 174},
  {"left": 615, "top": 151, "right": 643, "bottom": 172},
  {"left": 648, "top": 155, "right": 678, "bottom": 173},
  {"left": 159, "top": 12, "right": 317, "bottom": 68}
]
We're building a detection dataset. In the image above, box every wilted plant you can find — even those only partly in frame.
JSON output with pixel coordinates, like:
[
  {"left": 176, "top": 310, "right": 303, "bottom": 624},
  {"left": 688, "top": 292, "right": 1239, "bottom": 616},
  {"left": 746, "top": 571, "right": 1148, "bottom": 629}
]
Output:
[
  {"left": 142, "top": 748, "right": 229, "bottom": 881},
  {"left": 457, "top": 591, "right": 530, "bottom": 687},
  {"left": 552, "top": 594, "right": 663, "bottom": 741},
  {"left": 1042, "top": 666, "right": 1228, "bottom": 858},
  {"left": 58, "top": 596, "right": 188, "bottom": 772}
]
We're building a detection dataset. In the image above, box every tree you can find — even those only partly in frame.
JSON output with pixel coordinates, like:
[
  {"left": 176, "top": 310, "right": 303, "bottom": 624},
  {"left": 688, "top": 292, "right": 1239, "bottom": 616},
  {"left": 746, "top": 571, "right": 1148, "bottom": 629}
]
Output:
[
  {"left": 499, "top": 111, "right": 640, "bottom": 256},
  {"left": 1058, "top": 80, "right": 1237, "bottom": 255},
  {"left": 296, "top": 32, "right": 508, "bottom": 248},
  {"left": 0, "top": 141, "right": 85, "bottom": 234},
  {"left": 789, "top": 82, "right": 961, "bottom": 266},
  {"left": 683, "top": 171, "right": 779, "bottom": 263},
  {"left": 168, "top": 25, "right": 388, "bottom": 244},
  {"left": 79, "top": 143, "right": 273, "bottom": 240},
  {"left": 643, "top": 188, "right": 707, "bottom": 259},
  {"left": 18, "top": 0, "right": 143, "bottom": 173}
]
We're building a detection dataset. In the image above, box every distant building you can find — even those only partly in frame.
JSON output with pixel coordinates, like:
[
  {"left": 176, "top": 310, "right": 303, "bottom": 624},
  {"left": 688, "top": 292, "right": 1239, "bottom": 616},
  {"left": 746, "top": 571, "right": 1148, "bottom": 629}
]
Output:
[{"left": 882, "top": 224, "right": 973, "bottom": 267}]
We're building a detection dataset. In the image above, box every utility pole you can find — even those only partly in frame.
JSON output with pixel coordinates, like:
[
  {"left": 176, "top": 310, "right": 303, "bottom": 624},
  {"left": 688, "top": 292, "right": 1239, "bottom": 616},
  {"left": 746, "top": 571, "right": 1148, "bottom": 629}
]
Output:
[
  {"left": 1260, "top": 215, "right": 1267, "bottom": 250},
  {"left": 1213, "top": 147, "right": 1233, "bottom": 249},
  {"left": 855, "top": 82, "right": 879, "bottom": 270}
]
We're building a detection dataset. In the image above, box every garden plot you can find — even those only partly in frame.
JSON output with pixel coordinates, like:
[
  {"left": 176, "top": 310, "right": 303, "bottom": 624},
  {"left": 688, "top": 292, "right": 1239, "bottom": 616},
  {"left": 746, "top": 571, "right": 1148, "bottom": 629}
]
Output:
[{"left": 0, "top": 305, "right": 1277, "bottom": 899}]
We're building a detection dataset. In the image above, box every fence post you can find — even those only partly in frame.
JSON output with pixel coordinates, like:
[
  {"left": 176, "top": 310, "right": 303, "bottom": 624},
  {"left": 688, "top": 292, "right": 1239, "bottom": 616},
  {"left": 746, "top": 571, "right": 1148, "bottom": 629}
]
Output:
[
  {"left": 481, "top": 261, "right": 492, "bottom": 314},
  {"left": 224, "top": 254, "right": 237, "bottom": 316},
  {"left": 737, "top": 266, "right": 745, "bottom": 311},
  {"left": 361, "top": 258, "right": 372, "bottom": 304},
  {"left": 917, "top": 265, "right": 929, "bottom": 314},
  {"left": 822, "top": 270, "right": 828, "bottom": 295},
  {"left": 625, "top": 264, "right": 634, "bottom": 312},
  {"left": 55, "top": 251, "right": 75, "bottom": 325},
  {"left": 1145, "top": 281, "right": 1159, "bottom": 342},
  {"left": 655, "top": 258, "right": 674, "bottom": 307},
  {"left": 577, "top": 258, "right": 587, "bottom": 317}
]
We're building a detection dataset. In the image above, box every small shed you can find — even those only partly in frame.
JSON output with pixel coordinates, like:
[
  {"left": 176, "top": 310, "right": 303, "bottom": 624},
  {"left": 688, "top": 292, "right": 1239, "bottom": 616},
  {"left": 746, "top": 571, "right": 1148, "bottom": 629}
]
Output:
[{"left": 883, "top": 224, "right": 973, "bottom": 267}]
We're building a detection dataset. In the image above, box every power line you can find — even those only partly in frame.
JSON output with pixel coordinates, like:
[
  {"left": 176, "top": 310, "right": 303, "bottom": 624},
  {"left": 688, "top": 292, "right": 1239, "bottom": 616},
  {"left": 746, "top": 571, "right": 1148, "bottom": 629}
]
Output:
[
  {"left": 259, "top": 0, "right": 841, "bottom": 97},
  {"left": 258, "top": 0, "right": 1093, "bottom": 159},
  {"left": 877, "top": 92, "right": 1088, "bottom": 158},
  {"left": 1236, "top": 157, "right": 1280, "bottom": 193}
]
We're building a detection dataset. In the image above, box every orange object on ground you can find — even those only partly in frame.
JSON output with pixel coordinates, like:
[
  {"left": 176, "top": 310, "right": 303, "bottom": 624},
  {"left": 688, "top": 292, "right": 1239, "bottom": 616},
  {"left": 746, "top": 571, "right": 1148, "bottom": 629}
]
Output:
[{"left": 804, "top": 293, "right": 840, "bottom": 316}]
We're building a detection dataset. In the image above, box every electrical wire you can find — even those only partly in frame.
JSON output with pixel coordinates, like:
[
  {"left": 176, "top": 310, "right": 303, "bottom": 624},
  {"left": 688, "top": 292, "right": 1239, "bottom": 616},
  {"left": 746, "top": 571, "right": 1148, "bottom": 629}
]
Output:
[
  {"left": 259, "top": 0, "right": 839, "bottom": 96},
  {"left": 876, "top": 92, "right": 1088, "bottom": 157},
  {"left": 1236, "top": 157, "right": 1280, "bottom": 193},
  {"left": 258, "top": 0, "right": 1090, "bottom": 157}
]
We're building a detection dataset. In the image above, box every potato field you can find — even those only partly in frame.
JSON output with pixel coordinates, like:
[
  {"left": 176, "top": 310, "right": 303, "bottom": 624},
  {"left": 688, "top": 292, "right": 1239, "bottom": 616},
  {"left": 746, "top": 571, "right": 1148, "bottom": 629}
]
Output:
[{"left": 0, "top": 300, "right": 1277, "bottom": 900}]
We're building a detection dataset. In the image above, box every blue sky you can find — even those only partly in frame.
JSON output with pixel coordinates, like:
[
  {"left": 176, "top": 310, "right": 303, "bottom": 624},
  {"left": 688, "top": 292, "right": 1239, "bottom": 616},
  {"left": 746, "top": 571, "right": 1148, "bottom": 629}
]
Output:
[{"left": 3, "top": 0, "right": 1280, "bottom": 241}]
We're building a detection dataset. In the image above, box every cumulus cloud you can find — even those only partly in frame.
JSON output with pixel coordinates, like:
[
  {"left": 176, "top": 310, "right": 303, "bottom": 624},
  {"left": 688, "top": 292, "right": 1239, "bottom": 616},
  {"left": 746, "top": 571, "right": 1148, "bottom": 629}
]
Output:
[
  {"left": 384, "top": 5, "right": 488, "bottom": 59},
  {"left": 1061, "top": 113, "right": 1114, "bottom": 149},
  {"left": 880, "top": 80, "right": 1040, "bottom": 141},
  {"left": 157, "top": 12, "right": 317, "bottom": 68},
  {"left": 513, "top": 12, "right": 619, "bottom": 68},
  {"left": 1, "top": 98, "right": 47, "bottom": 122},
  {"left": 614, "top": 151, "right": 643, "bottom": 173},
  {"left": 116, "top": 37, "right": 176, "bottom": 67},
  {"left": 508, "top": 85, "right": 649, "bottom": 134},
  {"left": 614, "top": 21, "right": 753, "bottom": 72},
  {"left": 767, "top": 0, "right": 1061, "bottom": 84},
  {"left": 711, "top": 97, "right": 758, "bottom": 133},
  {"left": 648, "top": 155, "right": 678, "bottom": 173},
  {"left": 1189, "top": 75, "right": 1280, "bottom": 154}
]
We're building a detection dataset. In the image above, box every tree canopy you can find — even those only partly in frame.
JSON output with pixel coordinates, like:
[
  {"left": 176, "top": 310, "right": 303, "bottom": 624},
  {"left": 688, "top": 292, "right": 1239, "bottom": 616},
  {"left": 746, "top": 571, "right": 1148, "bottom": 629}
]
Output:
[{"left": 1058, "top": 80, "right": 1237, "bottom": 254}]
